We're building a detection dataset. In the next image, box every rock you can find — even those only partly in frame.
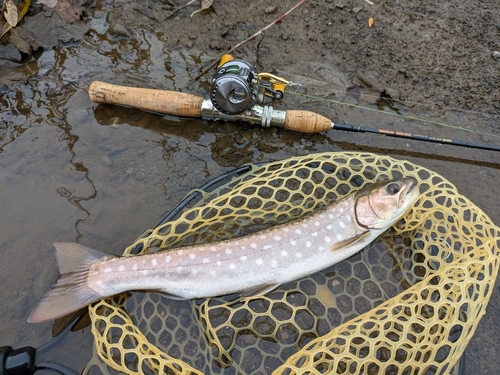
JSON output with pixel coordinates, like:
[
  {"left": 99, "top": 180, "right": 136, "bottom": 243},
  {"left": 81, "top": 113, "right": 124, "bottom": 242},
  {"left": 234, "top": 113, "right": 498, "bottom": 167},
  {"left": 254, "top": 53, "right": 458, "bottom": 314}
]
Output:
[
  {"left": 108, "top": 23, "right": 132, "bottom": 38},
  {"left": 0, "top": 44, "right": 22, "bottom": 63},
  {"left": 264, "top": 6, "right": 277, "bottom": 14},
  {"left": 491, "top": 51, "right": 500, "bottom": 59},
  {"left": 100, "top": 155, "right": 113, "bottom": 167}
]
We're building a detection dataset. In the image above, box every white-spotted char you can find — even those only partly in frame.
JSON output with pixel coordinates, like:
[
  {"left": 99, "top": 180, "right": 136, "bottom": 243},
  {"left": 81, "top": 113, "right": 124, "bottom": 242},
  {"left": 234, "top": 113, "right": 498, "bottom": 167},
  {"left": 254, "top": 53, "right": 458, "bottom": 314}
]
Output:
[{"left": 28, "top": 178, "right": 420, "bottom": 323}]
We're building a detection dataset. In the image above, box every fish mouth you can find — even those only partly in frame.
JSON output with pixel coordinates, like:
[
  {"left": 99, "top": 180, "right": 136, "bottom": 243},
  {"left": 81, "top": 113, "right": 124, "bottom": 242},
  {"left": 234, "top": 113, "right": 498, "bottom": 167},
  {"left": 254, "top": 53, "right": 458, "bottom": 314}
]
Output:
[{"left": 398, "top": 177, "right": 419, "bottom": 208}]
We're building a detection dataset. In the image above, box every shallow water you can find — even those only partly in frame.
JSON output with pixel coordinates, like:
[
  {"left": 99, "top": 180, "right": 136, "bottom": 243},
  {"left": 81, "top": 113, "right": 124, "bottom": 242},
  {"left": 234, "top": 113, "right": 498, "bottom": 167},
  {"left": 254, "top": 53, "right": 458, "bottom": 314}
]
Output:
[{"left": 1, "top": 8, "right": 500, "bottom": 375}]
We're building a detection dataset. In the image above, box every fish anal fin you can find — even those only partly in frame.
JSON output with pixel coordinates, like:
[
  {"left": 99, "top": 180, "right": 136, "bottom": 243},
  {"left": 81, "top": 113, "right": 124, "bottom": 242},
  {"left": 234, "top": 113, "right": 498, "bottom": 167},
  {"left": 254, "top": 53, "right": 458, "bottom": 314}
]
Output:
[
  {"left": 241, "top": 283, "right": 279, "bottom": 298},
  {"left": 330, "top": 231, "right": 370, "bottom": 251}
]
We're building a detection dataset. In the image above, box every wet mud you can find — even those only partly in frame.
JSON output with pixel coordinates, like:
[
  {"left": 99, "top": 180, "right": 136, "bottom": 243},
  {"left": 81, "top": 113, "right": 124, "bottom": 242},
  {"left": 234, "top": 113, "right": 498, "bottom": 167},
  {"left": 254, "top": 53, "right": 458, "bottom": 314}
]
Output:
[{"left": 1, "top": 0, "right": 499, "bottom": 374}]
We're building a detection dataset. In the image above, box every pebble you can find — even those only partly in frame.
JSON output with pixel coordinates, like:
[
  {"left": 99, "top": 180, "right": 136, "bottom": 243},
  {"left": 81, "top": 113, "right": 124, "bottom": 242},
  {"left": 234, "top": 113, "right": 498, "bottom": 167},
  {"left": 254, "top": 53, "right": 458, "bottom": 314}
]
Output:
[
  {"left": 264, "top": 6, "right": 277, "bottom": 14},
  {"left": 134, "top": 171, "right": 145, "bottom": 181},
  {"left": 108, "top": 24, "right": 132, "bottom": 38},
  {"left": 182, "top": 39, "right": 194, "bottom": 48},
  {"left": 101, "top": 155, "right": 113, "bottom": 167},
  {"left": 209, "top": 40, "right": 224, "bottom": 50},
  {"left": 491, "top": 51, "right": 500, "bottom": 59}
]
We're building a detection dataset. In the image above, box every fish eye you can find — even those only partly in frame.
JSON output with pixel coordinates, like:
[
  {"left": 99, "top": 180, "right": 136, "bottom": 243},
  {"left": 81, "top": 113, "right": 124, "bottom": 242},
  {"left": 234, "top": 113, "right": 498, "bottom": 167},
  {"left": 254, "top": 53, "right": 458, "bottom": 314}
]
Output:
[{"left": 386, "top": 182, "right": 400, "bottom": 195}]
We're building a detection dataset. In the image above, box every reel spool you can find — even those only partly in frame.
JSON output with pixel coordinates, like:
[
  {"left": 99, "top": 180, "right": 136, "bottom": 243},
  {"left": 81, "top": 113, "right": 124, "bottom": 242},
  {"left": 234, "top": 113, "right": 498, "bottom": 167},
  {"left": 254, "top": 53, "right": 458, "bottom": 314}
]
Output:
[
  {"left": 209, "top": 55, "right": 290, "bottom": 115},
  {"left": 210, "top": 57, "right": 258, "bottom": 115}
]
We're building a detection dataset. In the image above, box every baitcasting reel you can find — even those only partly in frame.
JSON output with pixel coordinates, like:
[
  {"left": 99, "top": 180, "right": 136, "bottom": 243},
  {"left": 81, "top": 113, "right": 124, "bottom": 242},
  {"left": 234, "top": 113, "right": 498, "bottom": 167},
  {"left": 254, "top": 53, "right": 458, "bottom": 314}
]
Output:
[{"left": 209, "top": 54, "right": 289, "bottom": 115}]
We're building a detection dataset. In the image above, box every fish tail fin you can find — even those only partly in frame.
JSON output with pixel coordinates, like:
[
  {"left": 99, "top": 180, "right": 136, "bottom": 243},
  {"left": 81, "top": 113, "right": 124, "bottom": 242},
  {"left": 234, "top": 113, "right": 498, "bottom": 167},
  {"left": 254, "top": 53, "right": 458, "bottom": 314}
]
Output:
[{"left": 28, "top": 242, "right": 113, "bottom": 323}]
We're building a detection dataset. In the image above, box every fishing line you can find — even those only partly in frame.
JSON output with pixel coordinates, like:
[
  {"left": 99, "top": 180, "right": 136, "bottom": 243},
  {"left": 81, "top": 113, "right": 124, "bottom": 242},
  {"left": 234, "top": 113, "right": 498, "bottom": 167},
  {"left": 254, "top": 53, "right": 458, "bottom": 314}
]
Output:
[{"left": 281, "top": 86, "right": 500, "bottom": 140}]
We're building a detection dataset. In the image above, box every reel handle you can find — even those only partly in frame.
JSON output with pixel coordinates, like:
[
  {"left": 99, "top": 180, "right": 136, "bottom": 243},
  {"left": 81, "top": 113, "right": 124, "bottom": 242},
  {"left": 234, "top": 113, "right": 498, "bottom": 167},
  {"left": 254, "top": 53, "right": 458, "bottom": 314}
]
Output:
[
  {"left": 89, "top": 81, "right": 204, "bottom": 118},
  {"left": 284, "top": 110, "right": 332, "bottom": 134}
]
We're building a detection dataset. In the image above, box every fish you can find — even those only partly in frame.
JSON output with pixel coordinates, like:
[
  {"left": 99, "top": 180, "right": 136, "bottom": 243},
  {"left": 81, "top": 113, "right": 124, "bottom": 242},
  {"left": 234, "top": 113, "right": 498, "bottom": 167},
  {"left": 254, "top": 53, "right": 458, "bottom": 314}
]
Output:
[{"left": 28, "top": 177, "right": 419, "bottom": 323}]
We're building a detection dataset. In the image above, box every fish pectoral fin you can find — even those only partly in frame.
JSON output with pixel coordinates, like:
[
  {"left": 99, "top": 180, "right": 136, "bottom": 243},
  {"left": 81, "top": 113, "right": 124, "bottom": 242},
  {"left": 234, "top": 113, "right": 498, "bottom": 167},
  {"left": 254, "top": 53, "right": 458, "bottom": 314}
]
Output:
[
  {"left": 330, "top": 231, "right": 370, "bottom": 251},
  {"left": 241, "top": 283, "right": 280, "bottom": 298}
]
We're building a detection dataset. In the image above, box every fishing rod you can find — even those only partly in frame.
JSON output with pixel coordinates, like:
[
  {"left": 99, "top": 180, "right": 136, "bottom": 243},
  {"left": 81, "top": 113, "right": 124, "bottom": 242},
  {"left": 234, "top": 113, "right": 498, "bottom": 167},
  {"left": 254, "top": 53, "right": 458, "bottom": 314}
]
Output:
[{"left": 88, "top": 54, "right": 500, "bottom": 152}]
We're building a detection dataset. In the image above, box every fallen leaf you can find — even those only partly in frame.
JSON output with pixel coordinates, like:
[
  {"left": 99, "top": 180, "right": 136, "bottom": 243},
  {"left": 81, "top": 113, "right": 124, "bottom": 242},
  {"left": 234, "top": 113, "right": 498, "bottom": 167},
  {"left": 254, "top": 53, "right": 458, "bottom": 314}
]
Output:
[
  {"left": 191, "top": 0, "right": 214, "bottom": 17},
  {"left": 4, "top": 0, "right": 19, "bottom": 27},
  {"left": 55, "top": 0, "right": 83, "bottom": 23},
  {"left": 368, "top": 17, "right": 374, "bottom": 27},
  {"left": 0, "top": 0, "right": 31, "bottom": 39},
  {"left": 37, "top": 0, "right": 58, "bottom": 7}
]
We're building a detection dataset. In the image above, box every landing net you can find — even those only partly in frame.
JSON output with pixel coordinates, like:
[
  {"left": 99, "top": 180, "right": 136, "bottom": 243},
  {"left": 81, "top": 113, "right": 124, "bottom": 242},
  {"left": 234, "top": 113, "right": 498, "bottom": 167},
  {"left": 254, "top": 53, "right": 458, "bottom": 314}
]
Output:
[{"left": 83, "top": 152, "right": 500, "bottom": 375}]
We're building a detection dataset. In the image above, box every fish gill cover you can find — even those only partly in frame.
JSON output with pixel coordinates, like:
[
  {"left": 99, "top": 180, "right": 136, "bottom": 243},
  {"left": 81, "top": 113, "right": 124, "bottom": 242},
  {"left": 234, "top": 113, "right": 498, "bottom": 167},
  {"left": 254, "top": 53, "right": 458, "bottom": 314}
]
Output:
[{"left": 83, "top": 151, "right": 500, "bottom": 375}]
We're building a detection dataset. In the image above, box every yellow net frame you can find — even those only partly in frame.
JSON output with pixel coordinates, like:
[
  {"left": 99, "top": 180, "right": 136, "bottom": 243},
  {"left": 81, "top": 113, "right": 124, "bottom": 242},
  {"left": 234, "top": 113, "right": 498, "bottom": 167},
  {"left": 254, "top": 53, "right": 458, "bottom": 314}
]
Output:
[{"left": 83, "top": 152, "right": 500, "bottom": 375}]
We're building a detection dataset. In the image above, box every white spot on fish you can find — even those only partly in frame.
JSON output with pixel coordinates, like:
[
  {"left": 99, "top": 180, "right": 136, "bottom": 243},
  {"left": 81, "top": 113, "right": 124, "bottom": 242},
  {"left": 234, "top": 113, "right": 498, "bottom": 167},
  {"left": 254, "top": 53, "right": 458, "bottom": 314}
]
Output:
[
  {"left": 274, "top": 235, "right": 281, "bottom": 241},
  {"left": 327, "top": 225, "right": 332, "bottom": 230},
  {"left": 216, "top": 261, "right": 222, "bottom": 266},
  {"left": 192, "top": 269, "right": 198, "bottom": 275},
  {"left": 104, "top": 267, "right": 112, "bottom": 273},
  {"left": 176, "top": 267, "right": 183, "bottom": 273},
  {"left": 302, "top": 223, "right": 308, "bottom": 228},
  {"left": 264, "top": 245, "right": 272, "bottom": 250},
  {"left": 296, "top": 253, "right": 302, "bottom": 258},
  {"left": 319, "top": 246, "right": 325, "bottom": 251},
  {"left": 336, "top": 233, "right": 344, "bottom": 241},
  {"left": 259, "top": 234, "right": 267, "bottom": 239},
  {"left": 210, "top": 246, "right": 216, "bottom": 252},
  {"left": 346, "top": 215, "right": 352, "bottom": 222},
  {"left": 314, "top": 221, "right": 320, "bottom": 227},
  {"left": 178, "top": 250, "right": 184, "bottom": 255},
  {"left": 225, "top": 248, "right": 232, "bottom": 255},
  {"left": 256, "top": 258, "right": 263, "bottom": 265},
  {"left": 328, "top": 213, "right": 334, "bottom": 219},
  {"left": 132, "top": 264, "right": 138, "bottom": 271},
  {"left": 230, "top": 263, "right": 236, "bottom": 270},
  {"left": 312, "top": 232, "right": 318, "bottom": 237},
  {"left": 142, "top": 270, "right": 148, "bottom": 275},
  {"left": 210, "top": 270, "right": 216, "bottom": 276},
  {"left": 325, "top": 236, "right": 331, "bottom": 243},
  {"left": 320, "top": 213, "right": 326, "bottom": 219},
  {"left": 339, "top": 206, "right": 345, "bottom": 213},
  {"left": 281, "top": 250, "right": 288, "bottom": 256},
  {"left": 240, "top": 255, "right": 247, "bottom": 261},
  {"left": 306, "top": 241, "right": 312, "bottom": 248},
  {"left": 284, "top": 227, "right": 290, "bottom": 233},
  {"left": 251, "top": 243, "right": 257, "bottom": 249},
  {"left": 151, "top": 259, "right": 158, "bottom": 267},
  {"left": 165, "top": 255, "right": 171, "bottom": 263},
  {"left": 290, "top": 239, "right": 297, "bottom": 246},
  {"left": 189, "top": 253, "right": 196, "bottom": 260},
  {"left": 339, "top": 221, "right": 346, "bottom": 229},
  {"left": 118, "top": 265, "right": 125, "bottom": 271},
  {"left": 272, "top": 260, "right": 277, "bottom": 267},
  {"left": 203, "top": 258, "right": 209, "bottom": 264},
  {"left": 295, "top": 229, "right": 302, "bottom": 235}
]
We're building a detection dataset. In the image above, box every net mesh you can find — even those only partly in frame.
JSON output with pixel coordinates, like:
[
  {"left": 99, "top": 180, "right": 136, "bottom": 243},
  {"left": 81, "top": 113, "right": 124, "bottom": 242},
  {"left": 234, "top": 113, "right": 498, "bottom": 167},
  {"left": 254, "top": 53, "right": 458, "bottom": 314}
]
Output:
[{"left": 83, "top": 152, "right": 500, "bottom": 375}]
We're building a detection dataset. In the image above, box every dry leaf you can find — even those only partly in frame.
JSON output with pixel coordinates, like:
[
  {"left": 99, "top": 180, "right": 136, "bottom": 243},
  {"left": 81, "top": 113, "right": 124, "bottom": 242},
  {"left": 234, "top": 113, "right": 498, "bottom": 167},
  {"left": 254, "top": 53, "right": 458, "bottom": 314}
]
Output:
[
  {"left": 368, "top": 17, "right": 374, "bottom": 27},
  {"left": 4, "top": 0, "right": 19, "bottom": 27},
  {"left": 191, "top": 0, "right": 214, "bottom": 17},
  {"left": 56, "top": 0, "right": 83, "bottom": 23},
  {"left": 1, "top": 0, "right": 31, "bottom": 38},
  {"left": 37, "top": 0, "right": 59, "bottom": 7}
]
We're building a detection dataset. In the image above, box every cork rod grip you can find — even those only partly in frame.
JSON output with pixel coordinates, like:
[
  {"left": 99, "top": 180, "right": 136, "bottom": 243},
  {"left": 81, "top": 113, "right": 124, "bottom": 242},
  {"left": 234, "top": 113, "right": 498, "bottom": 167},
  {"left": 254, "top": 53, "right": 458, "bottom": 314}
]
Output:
[
  {"left": 89, "top": 81, "right": 204, "bottom": 118},
  {"left": 283, "top": 110, "right": 332, "bottom": 134}
]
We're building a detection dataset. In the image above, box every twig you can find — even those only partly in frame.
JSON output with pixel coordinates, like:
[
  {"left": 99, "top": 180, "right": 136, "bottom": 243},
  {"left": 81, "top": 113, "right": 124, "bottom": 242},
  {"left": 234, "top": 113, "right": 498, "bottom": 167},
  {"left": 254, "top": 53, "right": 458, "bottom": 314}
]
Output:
[
  {"left": 194, "top": 0, "right": 308, "bottom": 80},
  {"left": 166, "top": 0, "right": 197, "bottom": 20}
]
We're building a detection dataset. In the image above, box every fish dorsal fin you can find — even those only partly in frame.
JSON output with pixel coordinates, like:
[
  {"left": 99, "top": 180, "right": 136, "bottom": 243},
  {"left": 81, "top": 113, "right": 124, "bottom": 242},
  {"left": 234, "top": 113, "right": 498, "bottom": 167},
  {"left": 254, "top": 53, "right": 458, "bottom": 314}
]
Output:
[{"left": 330, "top": 231, "right": 370, "bottom": 251}]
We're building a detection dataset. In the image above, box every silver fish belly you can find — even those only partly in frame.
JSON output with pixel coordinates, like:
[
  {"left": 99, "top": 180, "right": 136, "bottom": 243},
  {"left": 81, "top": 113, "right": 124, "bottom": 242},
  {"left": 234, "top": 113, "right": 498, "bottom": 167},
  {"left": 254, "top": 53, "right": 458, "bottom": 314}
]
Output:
[{"left": 28, "top": 177, "right": 419, "bottom": 323}]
